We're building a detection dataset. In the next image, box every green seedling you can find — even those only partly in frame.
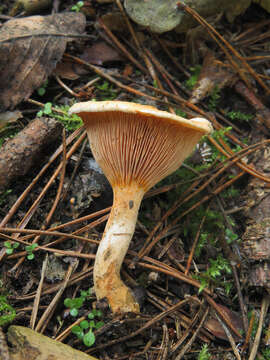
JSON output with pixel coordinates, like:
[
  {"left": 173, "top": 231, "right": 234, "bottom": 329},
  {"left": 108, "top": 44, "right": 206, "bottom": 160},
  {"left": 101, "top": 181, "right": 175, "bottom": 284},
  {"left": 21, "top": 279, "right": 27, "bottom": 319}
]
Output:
[
  {"left": 71, "top": 1, "right": 84, "bottom": 12},
  {"left": 208, "top": 85, "right": 221, "bottom": 112},
  {"left": 0, "top": 296, "right": 16, "bottom": 326},
  {"left": 225, "top": 228, "right": 239, "bottom": 244},
  {"left": 196, "top": 254, "right": 232, "bottom": 293},
  {"left": 71, "top": 309, "right": 104, "bottom": 347},
  {"left": 227, "top": 110, "right": 253, "bottom": 122},
  {"left": 25, "top": 243, "right": 38, "bottom": 260},
  {"left": 37, "top": 102, "right": 52, "bottom": 116},
  {"left": 37, "top": 80, "right": 49, "bottom": 96},
  {"left": 37, "top": 103, "right": 82, "bottom": 131},
  {"left": 198, "top": 344, "right": 211, "bottom": 360},
  {"left": 4, "top": 241, "right": 19, "bottom": 255},
  {"left": 95, "top": 80, "right": 117, "bottom": 100},
  {"left": 185, "top": 65, "right": 201, "bottom": 90},
  {"left": 175, "top": 108, "right": 187, "bottom": 118},
  {"left": 64, "top": 288, "right": 92, "bottom": 317}
]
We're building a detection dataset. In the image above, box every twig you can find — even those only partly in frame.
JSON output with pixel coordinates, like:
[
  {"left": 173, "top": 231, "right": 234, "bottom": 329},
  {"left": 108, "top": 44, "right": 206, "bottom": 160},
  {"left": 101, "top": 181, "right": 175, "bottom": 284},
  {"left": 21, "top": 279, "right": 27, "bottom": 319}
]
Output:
[
  {"left": 35, "top": 263, "right": 75, "bottom": 332},
  {"left": 248, "top": 295, "right": 270, "bottom": 360},
  {"left": 215, "top": 312, "right": 241, "bottom": 360},
  {"left": 30, "top": 254, "right": 48, "bottom": 329},
  {"left": 174, "top": 306, "right": 209, "bottom": 359}
]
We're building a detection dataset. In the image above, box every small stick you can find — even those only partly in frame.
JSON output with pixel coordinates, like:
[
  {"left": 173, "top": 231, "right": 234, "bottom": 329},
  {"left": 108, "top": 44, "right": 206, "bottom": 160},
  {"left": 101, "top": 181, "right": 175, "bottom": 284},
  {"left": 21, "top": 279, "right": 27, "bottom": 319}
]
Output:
[{"left": 248, "top": 295, "right": 270, "bottom": 360}]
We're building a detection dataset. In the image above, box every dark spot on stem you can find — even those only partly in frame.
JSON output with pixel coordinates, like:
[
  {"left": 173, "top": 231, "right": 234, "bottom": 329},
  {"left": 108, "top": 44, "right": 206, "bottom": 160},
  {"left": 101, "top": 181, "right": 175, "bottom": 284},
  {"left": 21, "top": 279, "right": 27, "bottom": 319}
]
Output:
[
  {"left": 104, "top": 248, "right": 111, "bottom": 261},
  {"left": 129, "top": 200, "right": 134, "bottom": 209}
]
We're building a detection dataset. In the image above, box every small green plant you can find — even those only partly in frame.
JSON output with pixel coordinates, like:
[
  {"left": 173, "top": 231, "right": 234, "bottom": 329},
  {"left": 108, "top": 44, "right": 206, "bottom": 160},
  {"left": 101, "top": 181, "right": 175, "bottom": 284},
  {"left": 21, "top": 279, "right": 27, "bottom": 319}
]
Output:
[
  {"left": 71, "top": 309, "right": 104, "bottom": 347},
  {"left": 198, "top": 344, "right": 211, "bottom": 360},
  {"left": 64, "top": 288, "right": 92, "bottom": 317},
  {"left": 196, "top": 254, "right": 232, "bottom": 293},
  {"left": 37, "top": 80, "right": 49, "bottom": 96},
  {"left": 152, "top": 79, "right": 158, "bottom": 88},
  {"left": 37, "top": 103, "right": 82, "bottom": 131},
  {"left": 0, "top": 296, "right": 16, "bottom": 326},
  {"left": 37, "top": 102, "right": 53, "bottom": 117},
  {"left": 261, "top": 346, "right": 270, "bottom": 359},
  {"left": 208, "top": 86, "right": 221, "bottom": 112},
  {"left": 225, "top": 228, "right": 239, "bottom": 244},
  {"left": 71, "top": 1, "right": 84, "bottom": 12},
  {"left": 175, "top": 108, "right": 187, "bottom": 118},
  {"left": 25, "top": 243, "right": 38, "bottom": 260},
  {"left": 64, "top": 289, "right": 103, "bottom": 347},
  {"left": 185, "top": 65, "right": 201, "bottom": 90},
  {"left": 95, "top": 80, "right": 117, "bottom": 100},
  {"left": 227, "top": 110, "right": 253, "bottom": 122},
  {"left": 202, "top": 126, "right": 232, "bottom": 163},
  {"left": 4, "top": 241, "right": 19, "bottom": 255}
]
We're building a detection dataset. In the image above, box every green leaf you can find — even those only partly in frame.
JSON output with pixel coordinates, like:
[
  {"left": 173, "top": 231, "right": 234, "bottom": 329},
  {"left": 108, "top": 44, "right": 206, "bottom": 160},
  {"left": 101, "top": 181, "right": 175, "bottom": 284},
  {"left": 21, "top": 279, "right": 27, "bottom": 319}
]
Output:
[
  {"left": 80, "top": 320, "right": 89, "bottom": 329},
  {"left": 83, "top": 330, "right": 95, "bottom": 347},
  {"left": 89, "top": 320, "right": 95, "bottom": 328},
  {"left": 96, "top": 310, "right": 103, "bottom": 318},
  {"left": 73, "top": 297, "right": 84, "bottom": 308},
  {"left": 13, "top": 242, "right": 19, "bottom": 249},
  {"left": 71, "top": 325, "right": 83, "bottom": 339},
  {"left": 88, "top": 312, "right": 95, "bottom": 320},
  {"left": 37, "top": 87, "right": 46, "bottom": 96},
  {"left": 0, "top": 296, "right": 16, "bottom": 326},
  {"left": 5, "top": 248, "right": 13, "bottom": 255},
  {"left": 43, "top": 102, "right": 52, "bottom": 115},
  {"left": 4, "top": 241, "right": 12, "bottom": 248},
  {"left": 70, "top": 308, "right": 79, "bottom": 317},
  {"left": 65, "top": 297, "right": 84, "bottom": 310},
  {"left": 95, "top": 321, "right": 104, "bottom": 329},
  {"left": 27, "top": 253, "right": 35, "bottom": 260},
  {"left": 64, "top": 298, "right": 73, "bottom": 308}
]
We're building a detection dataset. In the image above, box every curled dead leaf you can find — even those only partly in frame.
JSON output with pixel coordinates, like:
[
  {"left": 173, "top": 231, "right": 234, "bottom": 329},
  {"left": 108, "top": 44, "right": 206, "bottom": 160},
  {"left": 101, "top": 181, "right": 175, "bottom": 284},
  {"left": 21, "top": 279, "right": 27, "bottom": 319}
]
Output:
[
  {"left": 204, "top": 303, "right": 243, "bottom": 341},
  {"left": 0, "top": 12, "right": 86, "bottom": 111}
]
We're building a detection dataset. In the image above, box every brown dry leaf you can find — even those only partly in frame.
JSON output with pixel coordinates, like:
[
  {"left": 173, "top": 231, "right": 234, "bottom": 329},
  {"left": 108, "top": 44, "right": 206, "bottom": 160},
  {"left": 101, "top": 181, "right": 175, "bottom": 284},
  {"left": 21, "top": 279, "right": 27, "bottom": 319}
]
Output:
[
  {"left": 204, "top": 303, "right": 243, "bottom": 341},
  {"left": 0, "top": 12, "right": 86, "bottom": 111},
  {"left": 53, "top": 60, "right": 83, "bottom": 80},
  {"left": 54, "top": 41, "right": 123, "bottom": 80},
  {"left": 81, "top": 41, "right": 123, "bottom": 65}
]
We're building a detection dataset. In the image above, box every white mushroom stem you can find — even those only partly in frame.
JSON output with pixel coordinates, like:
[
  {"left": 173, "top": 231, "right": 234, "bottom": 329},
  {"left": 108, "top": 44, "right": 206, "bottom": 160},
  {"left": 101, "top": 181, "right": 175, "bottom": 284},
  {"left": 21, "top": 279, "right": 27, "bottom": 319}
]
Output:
[{"left": 93, "top": 183, "right": 145, "bottom": 313}]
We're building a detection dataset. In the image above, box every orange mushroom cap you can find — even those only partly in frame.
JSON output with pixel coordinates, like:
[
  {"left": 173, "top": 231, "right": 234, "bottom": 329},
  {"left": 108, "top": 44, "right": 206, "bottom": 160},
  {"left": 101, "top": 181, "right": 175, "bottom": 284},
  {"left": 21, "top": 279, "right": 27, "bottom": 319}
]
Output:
[{"left": 69, "top": 101, "right": 212, "bottom": 191}]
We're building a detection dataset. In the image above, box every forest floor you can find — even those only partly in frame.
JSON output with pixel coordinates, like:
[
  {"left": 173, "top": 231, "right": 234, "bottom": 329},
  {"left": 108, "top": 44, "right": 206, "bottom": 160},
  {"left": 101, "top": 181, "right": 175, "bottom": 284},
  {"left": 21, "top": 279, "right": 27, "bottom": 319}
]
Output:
[{"left": 0, "top": 1, "right": 270, "bottom": 359}]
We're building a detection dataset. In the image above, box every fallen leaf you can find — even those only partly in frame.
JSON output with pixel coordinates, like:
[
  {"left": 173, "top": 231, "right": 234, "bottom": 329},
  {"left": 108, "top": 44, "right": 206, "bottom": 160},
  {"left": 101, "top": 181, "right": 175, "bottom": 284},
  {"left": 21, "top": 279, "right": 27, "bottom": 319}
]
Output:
[
  {"left": 81, "top": 41, "right": 123, "bottom": 65},
  {"left": 204, "top": 303, "right": 243, "bottom": 341},
  {"left": 0, "top": 12, "right": 86, "bottom": 111},
  {"left": 54, "top": 41, "right": 123, "bottom": 80}
]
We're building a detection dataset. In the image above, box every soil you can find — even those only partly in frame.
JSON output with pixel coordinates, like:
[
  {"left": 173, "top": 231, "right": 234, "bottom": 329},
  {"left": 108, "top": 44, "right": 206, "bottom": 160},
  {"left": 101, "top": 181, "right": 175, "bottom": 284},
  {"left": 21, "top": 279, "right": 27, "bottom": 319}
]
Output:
[{"left": 0, "top": 1, "right": 270, "bottom": 359}]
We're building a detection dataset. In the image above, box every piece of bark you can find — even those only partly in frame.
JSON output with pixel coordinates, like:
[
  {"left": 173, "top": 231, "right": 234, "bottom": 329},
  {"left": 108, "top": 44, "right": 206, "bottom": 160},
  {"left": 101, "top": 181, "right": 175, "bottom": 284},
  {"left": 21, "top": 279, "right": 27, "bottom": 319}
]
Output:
[
  {"left": 7, "top": 325, "right": 99, "bottom": 360},
  {"left": 0, "top": 117, "right": 63, "bottom": 192},
  {"left": 240, "top": 137, "right": 270, "bottom": 290},
  {"left": 0, "top": 12, "right": 86, "bottom": 111}
]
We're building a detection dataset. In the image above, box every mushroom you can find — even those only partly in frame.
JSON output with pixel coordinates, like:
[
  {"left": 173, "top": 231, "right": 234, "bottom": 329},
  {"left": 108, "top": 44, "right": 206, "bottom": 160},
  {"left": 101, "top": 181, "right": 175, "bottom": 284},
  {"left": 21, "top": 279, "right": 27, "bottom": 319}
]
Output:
[{"left": 69, "top": 101, "right": 212, "bottom": 313}]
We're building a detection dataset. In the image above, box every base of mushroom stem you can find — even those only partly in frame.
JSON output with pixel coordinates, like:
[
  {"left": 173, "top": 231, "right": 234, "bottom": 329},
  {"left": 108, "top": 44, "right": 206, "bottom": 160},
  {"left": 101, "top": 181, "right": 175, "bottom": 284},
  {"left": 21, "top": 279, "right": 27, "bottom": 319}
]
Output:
[{"left": 95, "top": 276, "right": 140, "bottom": 313}]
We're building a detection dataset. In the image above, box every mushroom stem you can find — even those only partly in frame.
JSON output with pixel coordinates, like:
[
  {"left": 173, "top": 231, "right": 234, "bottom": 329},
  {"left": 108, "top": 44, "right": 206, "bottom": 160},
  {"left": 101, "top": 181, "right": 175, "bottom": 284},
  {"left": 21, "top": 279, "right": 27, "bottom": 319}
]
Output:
[{"left": 94, "top": 183, "right": 145, "bottom": 313}]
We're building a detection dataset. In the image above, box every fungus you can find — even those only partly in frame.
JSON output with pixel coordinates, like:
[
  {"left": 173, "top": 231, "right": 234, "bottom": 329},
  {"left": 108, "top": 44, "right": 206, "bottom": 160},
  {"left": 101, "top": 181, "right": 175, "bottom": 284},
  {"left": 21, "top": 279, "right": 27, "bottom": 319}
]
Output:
[{"left": 69, "top": 101, "right": 212, "bottom": 313}]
